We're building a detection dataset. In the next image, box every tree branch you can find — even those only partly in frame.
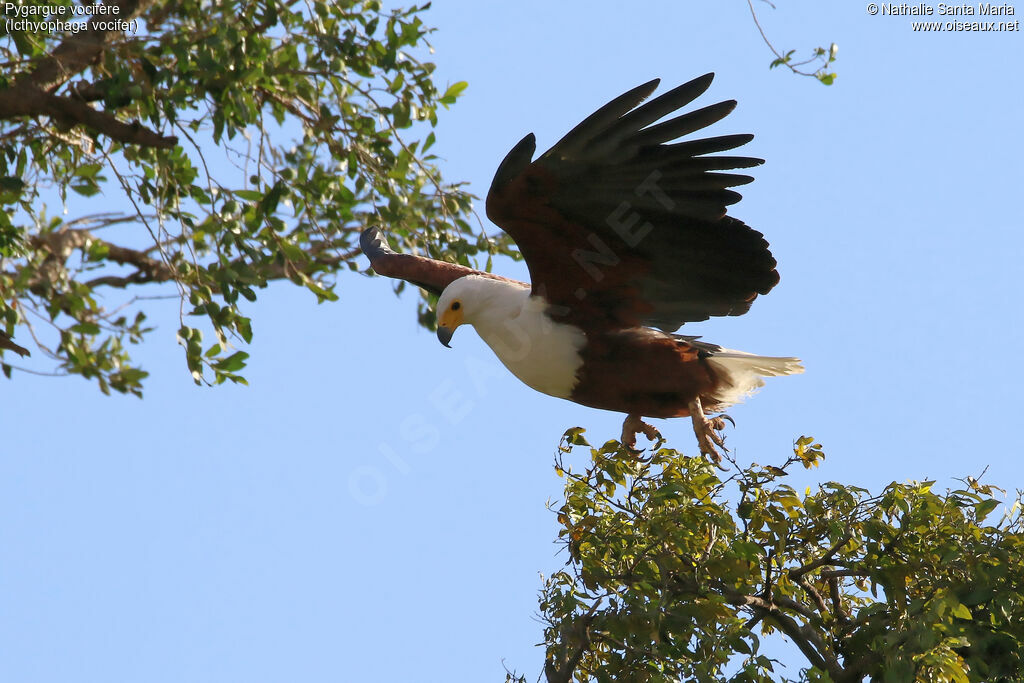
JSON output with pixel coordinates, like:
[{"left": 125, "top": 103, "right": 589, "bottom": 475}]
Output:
[
  {"left": 745, "top": 0, "right": 837, "bottom": 83},
  {"left": 0, "top": 86, "right": 177, "bottom": 148},
  {"left": 724, "top": 591, "right": 832, "bottom": 671},
  {"left": 791, "top": 574, "right": 831, "bottom": 618},
  {"left": 819, "top": 569, "right": 870, "bottom": 579},
  {"left": 771, "top": 593, "right": 822, "bottom": 623},
  {"left": 544, "top": 614, "right": 595, "bottom": 683},
  {"left": 67, "top": 80, "right": 108, "bottom": 103},
  {"left": 20, "top": 0, "right": 154, "bottom": 94},
  {"left": 829, "top": 576, "right": 852, "bottom": 623},
  {"left": 719, "top": 585, "right": 847, "bottom": 681},
  {"left": 18, "top": 227, "right": 353, "bottom": 296},
  {"left": 790, "top": 531, "right": 853, "bottom": 579},
  {"left": 0, "top": 0, "right": 176, "bottom": 148}
]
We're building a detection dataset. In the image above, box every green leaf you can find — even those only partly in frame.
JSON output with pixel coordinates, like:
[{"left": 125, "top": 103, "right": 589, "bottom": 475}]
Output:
[
  {"left": 440, "top": 80, "right": 468, "bottom": 105},
  {"left": 563, "top": 427, "right": 590, "bottom": 447},
  {"left": 70, "top": 182, "right": 100, "bottom": 197},
  {"left": 0, "top": 176, "right": 26, "bottom": 192},
  {"left": 951, "top": 602, "right": 973, "bottom": 620},
  {"left": 975, "top": 498, "right": 999, "bottom": 522},
  {"left": 70, "top": 322, "right": 101, "bottom": 335},
  {"left": 258, "top": 182, "right": 285, "bottom": 215},
  {"left": 214, "top": 351, "right": 249, "bottom": 373},
  {"left": 73, "top": 163, "right": 104, "bottom": 179}
]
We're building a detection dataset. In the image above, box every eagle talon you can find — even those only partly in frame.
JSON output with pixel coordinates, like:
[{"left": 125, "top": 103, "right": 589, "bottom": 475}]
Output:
[
  {"left": 688, "top": 398, "right": 731, "bottom": 463},
  {"left": 694, "top": 426, "right": 724, "bottom": 463},
  {"left": 621, "top": 414, "right": 661, "bottom": 454},
  {"left": 706, "top": 423, "right": 727, "bottom": 448},
  {"left": 709, "top": 413, "right": 735, "bottom": 431}
]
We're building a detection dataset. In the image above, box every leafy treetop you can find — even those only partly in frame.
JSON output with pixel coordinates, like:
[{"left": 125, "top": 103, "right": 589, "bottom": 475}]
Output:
[{"left": 508, "top": 432, "right": 1024, "bottom": 683}]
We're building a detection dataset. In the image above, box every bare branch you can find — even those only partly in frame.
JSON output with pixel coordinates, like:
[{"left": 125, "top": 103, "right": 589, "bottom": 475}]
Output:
[
  {"left": 791, "top": 573, "right": 831, "bottom": 618},
  {"left": 771, "top": 593, "right": 821, "bottom": 623},
  {"left": 723, "top": 590, "right": 833, "bottom": 673},
  {"left": 790, "top": 531, "right": 853, "bottom": 579},
  {"left": 717, "top": 584, "right": 847, "bottom": 680},
  {"left": 820, "top": 569, "right": 870, "bottom": 580},
  {"left": 829, "top": 576, "right": 851, "bottom": 623}
]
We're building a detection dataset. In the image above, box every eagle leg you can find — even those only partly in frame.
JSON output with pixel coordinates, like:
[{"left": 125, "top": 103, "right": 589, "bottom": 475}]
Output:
[
  {"left": 688, "top": 397, "right": 730, "bottom": 463},
  {"left": 621, "top": 414, "right": 662, "bottom": 452}
]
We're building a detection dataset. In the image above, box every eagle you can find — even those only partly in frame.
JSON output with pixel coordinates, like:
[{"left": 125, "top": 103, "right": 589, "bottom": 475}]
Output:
[{"left": 360, "top": 74, "right": 802, "bottom": 459}]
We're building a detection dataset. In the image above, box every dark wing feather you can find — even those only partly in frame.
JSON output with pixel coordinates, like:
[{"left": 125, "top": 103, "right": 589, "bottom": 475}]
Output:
[
  {"left": 359, "top": 227, "right": 524, "bottom": 295},
  {"left": 485, "top": 73, "right": 779, "bottom": 332}
]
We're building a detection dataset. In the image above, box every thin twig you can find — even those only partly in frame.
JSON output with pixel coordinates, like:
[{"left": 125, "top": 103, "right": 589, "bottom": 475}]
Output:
[{"left": 790, "top": 531, "right": 853, "bottom": 578}]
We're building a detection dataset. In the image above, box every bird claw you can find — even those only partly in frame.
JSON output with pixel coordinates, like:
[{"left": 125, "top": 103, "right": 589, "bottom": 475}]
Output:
[
  {"left": 621, "top": 407, "right": 730, "bottom": 463},
  {"left": 621, "top": 414, "right": 662, "bottom": 454},
  {"left": 688, "top": 400, "right": 731, "bottom": 464},
  {"left": 709, "top": 413, "right": 735, "bottom": 430}
]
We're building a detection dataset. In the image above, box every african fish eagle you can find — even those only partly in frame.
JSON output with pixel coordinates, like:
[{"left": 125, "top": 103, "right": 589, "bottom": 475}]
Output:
[{"left": 360, "top": 74, "right": 803, "bottom": 458}]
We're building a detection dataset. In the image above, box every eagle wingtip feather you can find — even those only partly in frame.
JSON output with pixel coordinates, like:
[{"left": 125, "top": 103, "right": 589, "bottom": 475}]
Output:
[{"left": 686, "top": 72, "right": 715, "bottom": 96}]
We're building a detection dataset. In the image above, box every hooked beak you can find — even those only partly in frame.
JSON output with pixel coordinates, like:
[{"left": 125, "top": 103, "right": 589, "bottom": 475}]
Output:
[{"left": 436, "top": 325, "right": 454, "bottom": 348}]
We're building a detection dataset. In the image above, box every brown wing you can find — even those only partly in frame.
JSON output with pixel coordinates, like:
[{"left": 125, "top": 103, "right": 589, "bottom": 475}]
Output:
[
  {"left": 485, "top": 74, "right": 779, "bottom": 332},
  {"left": 359, "top": 227, "right": 525, "bottom": 295}
]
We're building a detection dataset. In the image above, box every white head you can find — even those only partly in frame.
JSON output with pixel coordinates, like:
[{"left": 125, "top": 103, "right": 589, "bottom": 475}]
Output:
[{"left": 434, "top": 275, "right": 527, "bottom": 347}]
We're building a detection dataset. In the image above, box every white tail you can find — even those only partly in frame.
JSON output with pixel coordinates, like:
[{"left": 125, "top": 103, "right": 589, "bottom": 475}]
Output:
[{"left": 706, "top": 351, "right": 804, "bottom": 408}]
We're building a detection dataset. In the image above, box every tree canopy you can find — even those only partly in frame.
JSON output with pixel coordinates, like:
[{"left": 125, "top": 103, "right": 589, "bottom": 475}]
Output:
[
  {"left": 0, "top": 0, "right": 510, "bottom": 393},
  {"left": 519, "top": 432, "right": 1024, "bottom": 683}
]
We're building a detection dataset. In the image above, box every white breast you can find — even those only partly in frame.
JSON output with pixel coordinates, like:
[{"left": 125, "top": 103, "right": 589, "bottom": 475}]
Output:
[{"left": 470, "top": 289, "right": 587, "bottom": 399}]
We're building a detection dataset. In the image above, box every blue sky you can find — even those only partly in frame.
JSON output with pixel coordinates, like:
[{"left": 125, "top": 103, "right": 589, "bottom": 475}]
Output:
[{"left": 3, "top": 1, "right": 1023, "bottom": 681}]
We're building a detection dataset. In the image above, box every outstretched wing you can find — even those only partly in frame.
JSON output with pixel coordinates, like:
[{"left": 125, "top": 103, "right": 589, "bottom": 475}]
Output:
[
  {"left": 486, "top": 74, "right": 780, "bottom": 332},
  {"left": 359, "top": 227, "right": 525, "bottom": 295}
]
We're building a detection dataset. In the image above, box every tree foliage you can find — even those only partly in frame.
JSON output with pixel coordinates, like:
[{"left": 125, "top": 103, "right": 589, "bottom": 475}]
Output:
[
  {"left": 0, "top": 0, "right": 509, "bottom": 393},
  {"left": 504, "top": 432, "right": 1024, "bottom": 682}
]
